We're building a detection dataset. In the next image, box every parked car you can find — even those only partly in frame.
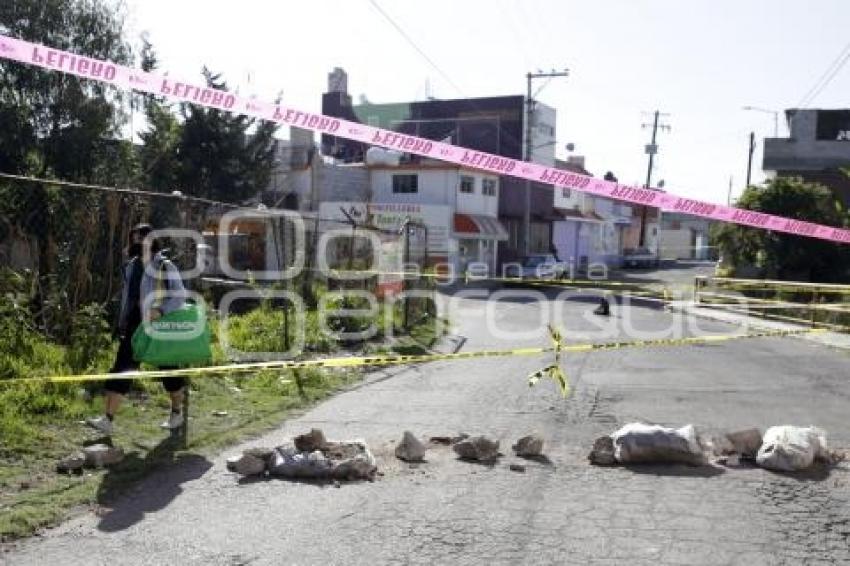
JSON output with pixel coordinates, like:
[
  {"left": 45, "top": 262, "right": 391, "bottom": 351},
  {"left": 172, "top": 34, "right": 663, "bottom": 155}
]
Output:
[
  {"left": 504, "top": 254, "right": 568, "bottom": 280},
  {"left": 622, "top": 247, "right": 659, "bottom": 268}
]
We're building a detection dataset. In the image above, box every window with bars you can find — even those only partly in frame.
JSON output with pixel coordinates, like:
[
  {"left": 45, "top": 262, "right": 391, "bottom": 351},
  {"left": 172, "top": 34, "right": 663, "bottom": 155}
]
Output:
[{"left": 482, "top": 178, "right": 497, "bottom": 196}]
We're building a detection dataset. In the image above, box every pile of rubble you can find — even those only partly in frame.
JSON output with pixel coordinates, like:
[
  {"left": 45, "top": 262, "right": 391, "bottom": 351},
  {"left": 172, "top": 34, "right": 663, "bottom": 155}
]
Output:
[
  {"left": 57, "top": 443, "right": 124, "bottom": 473},
  {"left": 227, "top": 428, "right": 377, "bottom": 481},
  {"left": 398, "top": 430, "right": 545, "bottom": 468},
  {"left": 227, "top": 429, "right": 549, "bottom": 481},
  {"left": 588, "top": 422, "right": 844, "bottom": 472}
]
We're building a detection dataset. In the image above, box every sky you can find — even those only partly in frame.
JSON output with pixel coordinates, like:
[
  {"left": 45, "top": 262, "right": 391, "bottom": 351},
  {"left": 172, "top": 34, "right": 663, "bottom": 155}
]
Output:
[{"left": 124, "top": 0, "right": 850, "bottom": 205}]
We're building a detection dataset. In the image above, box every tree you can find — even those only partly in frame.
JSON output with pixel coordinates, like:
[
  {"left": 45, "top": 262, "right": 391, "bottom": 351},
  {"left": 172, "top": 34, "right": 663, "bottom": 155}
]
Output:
[
  {"left": 175, "top": 68, "right": 278, "bottom": 203},
  {"left": 714, "top": 176, "right": 850, "bottom": 282},
  {"left": 0, "top": 0, "right": 134, "bottom": 337},
  {"left": 0, "top": 0, "right": 132, "bottom": 181}
]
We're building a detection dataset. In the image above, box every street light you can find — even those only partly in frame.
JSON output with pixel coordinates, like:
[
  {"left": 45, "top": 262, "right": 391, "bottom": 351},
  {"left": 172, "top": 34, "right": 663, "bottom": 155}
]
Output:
[{"left": 742, "top": 106, "right": 779, "bottom": 137}]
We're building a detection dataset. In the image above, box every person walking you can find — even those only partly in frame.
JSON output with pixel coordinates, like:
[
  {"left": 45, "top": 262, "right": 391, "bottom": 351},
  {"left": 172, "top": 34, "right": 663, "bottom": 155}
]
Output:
[{"left": 86, "top": 224, "right": 187, "bottom": 435}]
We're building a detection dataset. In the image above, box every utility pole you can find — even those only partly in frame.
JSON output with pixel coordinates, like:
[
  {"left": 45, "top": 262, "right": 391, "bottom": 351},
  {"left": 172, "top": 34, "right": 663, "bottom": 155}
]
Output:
[
  {"left": 727, "top": 176, "right": 734, "bottom": 206},
  {"left": 639, "top": 110, "right": 671, "bottom": 247},
  {"left": 746, "top": 132, "right": 756, "bottom": 187},
  {"left": 523, "top": 69, "right": 568, "bottom": 256}
]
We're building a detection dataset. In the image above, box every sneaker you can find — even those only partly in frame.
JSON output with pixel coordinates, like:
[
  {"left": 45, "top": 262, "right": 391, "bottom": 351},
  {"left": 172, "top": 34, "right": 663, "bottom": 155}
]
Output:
[
  {"left": 159, "top": 412, "right": 184, "bottom": 430},
  {"left": 85, "top": 415, "right": 113, "bottom": 435}
]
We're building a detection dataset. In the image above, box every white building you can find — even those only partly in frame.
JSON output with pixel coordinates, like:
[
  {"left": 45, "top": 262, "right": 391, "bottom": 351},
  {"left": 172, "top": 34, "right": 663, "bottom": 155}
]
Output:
[
  {"left": 551, "top": 157, "right": 633, "bottom": 269},
  {"left": 320, "top": 158, "right": 507, "bottom": 275}
]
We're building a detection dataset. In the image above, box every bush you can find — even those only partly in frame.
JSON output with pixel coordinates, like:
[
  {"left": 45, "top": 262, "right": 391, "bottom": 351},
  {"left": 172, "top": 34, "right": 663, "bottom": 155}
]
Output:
[
  {"left": 714, "top": 177, "right": 850, "bottom": 282},
  {"left": 67, "top": 303, "right": 113, "bottom": 373},
  {"left": 224, "top": 305, "right": 290, "bottom": 355}
]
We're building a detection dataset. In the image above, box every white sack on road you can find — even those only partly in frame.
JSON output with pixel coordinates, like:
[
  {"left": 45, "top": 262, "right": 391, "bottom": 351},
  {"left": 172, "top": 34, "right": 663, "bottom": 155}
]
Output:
[
  {"left": 612, "top": 423, "right": 705, "bottom": 466},
  {"left": 756, "top": 426, "right": 828, "bottom": 472}
]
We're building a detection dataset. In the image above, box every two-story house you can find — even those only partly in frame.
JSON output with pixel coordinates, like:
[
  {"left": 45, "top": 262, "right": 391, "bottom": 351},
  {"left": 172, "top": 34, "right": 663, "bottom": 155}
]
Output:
[
  {"left": 319, "top": 155, "right": 506, "bottom": 275},
  {"left": 320, "top": 67, "right": 557, "bottom": 269},
  {"left": 552, "top": 157, "right": 633, "bottom": 269},
  {"left": 763, "top": 108, "right": 850, "bottom": 206}
]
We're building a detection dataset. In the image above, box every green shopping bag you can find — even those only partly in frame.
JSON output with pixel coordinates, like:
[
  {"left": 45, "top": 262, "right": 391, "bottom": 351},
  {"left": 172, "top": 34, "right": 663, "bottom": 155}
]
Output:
[
  {"left": 131, "top": 262, "right": 210, "bottom": 366},
  {"left": 131, "top": 302, "right": 212, "bottom": 366}
]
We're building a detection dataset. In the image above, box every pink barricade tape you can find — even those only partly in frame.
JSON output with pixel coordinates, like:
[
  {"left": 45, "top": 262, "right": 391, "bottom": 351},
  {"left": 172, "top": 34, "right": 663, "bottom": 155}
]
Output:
[{"left": 1, "top": 34, "right": 849, "bottom": 245}]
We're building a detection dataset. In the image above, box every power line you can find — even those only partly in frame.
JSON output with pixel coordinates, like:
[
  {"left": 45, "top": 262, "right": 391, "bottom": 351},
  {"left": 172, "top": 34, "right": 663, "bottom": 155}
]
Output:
[
  {"left": 0, "top": 172, "right": 238, "bottom": 209},
  {"left": 0, "top": 172, "right": 357, "bottom": 224},
  {"left": 797, "top": 39, "right": 850, "bottom": 108},
  {"left": 366, "top": 0, "right": 466, "bottom": 97},
  {"left": 802, "top": 51, "right": 850, "bottom": 108}
]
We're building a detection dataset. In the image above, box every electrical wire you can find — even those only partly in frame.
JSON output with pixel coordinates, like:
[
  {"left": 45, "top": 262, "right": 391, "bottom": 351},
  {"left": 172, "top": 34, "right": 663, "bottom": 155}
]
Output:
[
  {"left": 366, "top": 0, "right": 466, "bottom": 97},
  {"left": 0, "top": 171, "right": 391, "bottom": 229},
  {"left": 797, "top": 39, "right": 850, "bottom": 108},
  {"left": 0, "top": 172, "right": 237, "bottom": 208}
]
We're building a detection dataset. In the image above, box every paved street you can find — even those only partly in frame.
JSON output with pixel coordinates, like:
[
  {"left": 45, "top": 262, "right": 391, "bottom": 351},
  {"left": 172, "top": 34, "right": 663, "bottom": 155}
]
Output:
[
  {"left": 608, "top": 260, "right": 718, "bottom": 294},
  {"left": 5, "top": 288, "right": 850, "bottom": 565}
]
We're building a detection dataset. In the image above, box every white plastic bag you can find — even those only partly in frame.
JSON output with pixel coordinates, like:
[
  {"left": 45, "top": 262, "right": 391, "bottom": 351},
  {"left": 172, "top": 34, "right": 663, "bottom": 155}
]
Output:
[
  {"left": 612, "top": 423, "right": 706, "bottom": 465},
  {"left": 756, "top": 426, "right": 828, "bottom": 472}
]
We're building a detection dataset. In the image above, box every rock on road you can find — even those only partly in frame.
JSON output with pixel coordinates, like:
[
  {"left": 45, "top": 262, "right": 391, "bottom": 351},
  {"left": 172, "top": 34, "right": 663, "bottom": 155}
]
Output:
[{"left": 4, "top": 288, "right": 850, "bottom": 565}]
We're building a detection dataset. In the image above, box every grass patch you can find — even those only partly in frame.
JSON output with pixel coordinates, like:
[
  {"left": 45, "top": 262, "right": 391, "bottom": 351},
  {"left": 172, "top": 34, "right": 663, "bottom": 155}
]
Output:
[
  {"left": 0, "top": 300, "right": 441, "bottom": 541},
  {"left": 0, "top": 366, "right": 360, "bottom": 540}
]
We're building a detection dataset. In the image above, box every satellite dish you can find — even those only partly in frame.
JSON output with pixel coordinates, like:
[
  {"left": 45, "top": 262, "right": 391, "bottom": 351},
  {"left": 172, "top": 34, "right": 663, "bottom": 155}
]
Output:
[{"left": 565, "top": 143, "right": 575, "bottom": 152}]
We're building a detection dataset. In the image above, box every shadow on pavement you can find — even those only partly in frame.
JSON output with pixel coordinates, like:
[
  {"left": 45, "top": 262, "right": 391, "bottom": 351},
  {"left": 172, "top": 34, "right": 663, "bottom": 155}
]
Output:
[
  {"left": 621, "top": 463, "right": 726, "bottom": 478},
  {"left": 763, "top": 461, "right": 835, "bottom": 482},
  {"left": 95, "top": 435, "right": 212, "bottom": 533},
  {"left": 700, "top": 460, "right": 837, "bottom": 482},
  {"left": 517, "top": 454, "right": 556, "bottom": 468},
  {"left": 235, "top": 475, "right": 374, "bottom": 488}
]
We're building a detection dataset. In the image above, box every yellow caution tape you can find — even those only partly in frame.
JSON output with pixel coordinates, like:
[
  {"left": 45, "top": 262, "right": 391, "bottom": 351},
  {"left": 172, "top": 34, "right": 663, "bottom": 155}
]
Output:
[
  {"left": 558, "top": 327, "right": 823, "bottom": 353},
  {"left": 6, "top": 345, "right": 552, "bottom": 385},
  {"left": 2, "top": 327, "right": 820, "bottom": 387},
  {"left": 697, "top": 276, "right": 850, "bottom": 295},
  {"left": 526, "top": 325, "right": 571, "bottom": 397},
  {"left": 324, "top": 267, "right": 670, "bottom": 292},
  {"left": 527, "top": 364, "right": 569, "bottom": 397}
]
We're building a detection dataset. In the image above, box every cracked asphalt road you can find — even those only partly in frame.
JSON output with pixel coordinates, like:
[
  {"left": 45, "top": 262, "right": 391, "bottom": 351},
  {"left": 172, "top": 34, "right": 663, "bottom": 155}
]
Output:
[{"left": 4, "top": 288, "right": 850, "bottom": 565}]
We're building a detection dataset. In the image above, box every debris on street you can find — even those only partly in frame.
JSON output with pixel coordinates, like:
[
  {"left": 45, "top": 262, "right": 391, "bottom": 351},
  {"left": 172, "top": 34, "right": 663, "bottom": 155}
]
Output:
[
  {"left": 453, "top": 435, "right": 500, "bottom": 462},
  {"left": 227, "top": 429, "right": 377, "bottom": 481},
  {"left": 509, "top": 463, "right": 526, "bottom": 473},
  {"left": 587, "top": 435, "right": 617, "bottom": 466},
  {"left": 226, "top": 453, "right": 266, "bottom": 476},
  {"left": 756, "top": 426, "right": 829, "bottom": 472},
  {"left": 591, "top": 423, "right": 842, "bottom": 474},
  {"left": 395, "top": 431, "right": 427, "bottom": 462},
  {"left": 593, "top": 297, "right": 611, "bottom": 316},
  {"left": 82, "top": 444, "right": 124, "bottom": 468},
  {"left": 512, "top": 434, "right": 544, "bottom": 458},
  {"left": 57, "top": 452, "right": 86, "bottom": 473},
  {"left": 724, "top": 428, "right": 762, "bottom": 459},
  {"left": 294, "top": 428, "right": 328, "bottom": 452},
  {"left": 612, "top": 423, "right": 706, "bottom": 466}
]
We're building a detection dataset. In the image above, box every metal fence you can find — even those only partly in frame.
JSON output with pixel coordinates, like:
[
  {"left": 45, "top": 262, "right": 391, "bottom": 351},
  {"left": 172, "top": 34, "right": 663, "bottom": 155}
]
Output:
[
  {"left": 694, "top": 276, "right": 850, "bottom": 332},
  {"left": 0, "top": 175, "right": 233, "bottom": 339},
  {"left": 0, "top": 174, "right": 435, "bottom": 349}
]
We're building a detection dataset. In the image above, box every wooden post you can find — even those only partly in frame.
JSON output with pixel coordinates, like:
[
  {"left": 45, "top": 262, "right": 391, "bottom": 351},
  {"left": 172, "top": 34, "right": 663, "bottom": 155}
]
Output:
[{"left": 181, "top": 379, "right": 190, "bottom": 449}]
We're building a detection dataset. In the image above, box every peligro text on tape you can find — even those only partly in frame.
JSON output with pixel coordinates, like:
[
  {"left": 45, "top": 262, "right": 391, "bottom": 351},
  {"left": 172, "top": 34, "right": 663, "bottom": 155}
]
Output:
[{"left": 1, "top": 34, "right": 849, "bottom": 245}]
